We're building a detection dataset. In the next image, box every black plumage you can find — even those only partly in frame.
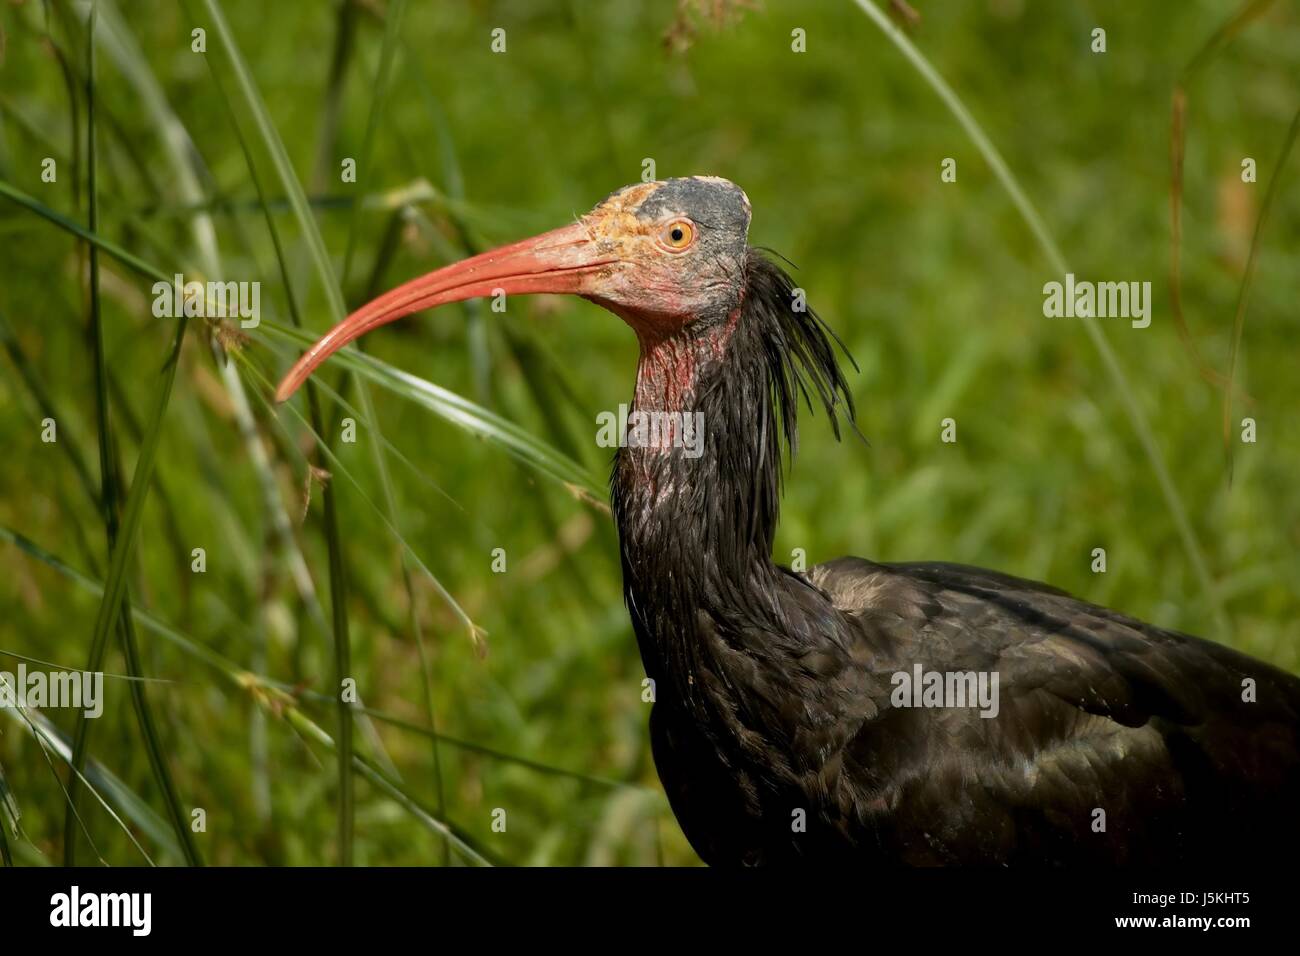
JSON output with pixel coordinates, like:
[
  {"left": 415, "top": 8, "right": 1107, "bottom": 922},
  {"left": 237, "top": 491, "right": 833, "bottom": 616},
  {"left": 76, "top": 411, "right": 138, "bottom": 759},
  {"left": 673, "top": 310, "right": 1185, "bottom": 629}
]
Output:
[{"left": 614, "top": 249, "right": 1300, "bottom": 866}]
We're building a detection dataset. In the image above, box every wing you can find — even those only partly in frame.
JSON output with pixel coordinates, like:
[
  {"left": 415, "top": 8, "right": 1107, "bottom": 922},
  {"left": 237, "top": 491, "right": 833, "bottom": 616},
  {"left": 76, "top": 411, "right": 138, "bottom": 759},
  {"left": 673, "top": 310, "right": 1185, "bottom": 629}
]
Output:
[{"left": 807, "top": 557, "right": 1300, "bottom": 864}]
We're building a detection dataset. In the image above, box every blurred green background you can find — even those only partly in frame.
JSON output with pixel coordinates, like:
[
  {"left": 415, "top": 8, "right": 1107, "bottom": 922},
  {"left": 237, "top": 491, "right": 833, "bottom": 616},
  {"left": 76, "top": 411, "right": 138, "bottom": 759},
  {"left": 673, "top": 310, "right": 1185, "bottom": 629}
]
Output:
[{"left": 0, "top": 0, "right": 1296, "bottom": 866}]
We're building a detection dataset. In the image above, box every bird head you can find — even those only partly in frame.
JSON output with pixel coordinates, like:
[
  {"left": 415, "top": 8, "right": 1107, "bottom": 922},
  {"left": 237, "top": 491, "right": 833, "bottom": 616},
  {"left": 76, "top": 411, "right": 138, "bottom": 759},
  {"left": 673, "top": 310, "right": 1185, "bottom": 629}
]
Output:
[{"left": 274, "top": 176, "right": 754, "bottom": 403}]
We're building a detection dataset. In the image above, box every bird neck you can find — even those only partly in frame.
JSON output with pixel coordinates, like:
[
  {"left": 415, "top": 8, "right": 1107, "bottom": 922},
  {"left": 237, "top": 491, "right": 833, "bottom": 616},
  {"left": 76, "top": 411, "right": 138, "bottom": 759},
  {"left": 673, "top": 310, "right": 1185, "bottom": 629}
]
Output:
[
  {"left": 616, "top": 305, "right": 784, "bottom": 577},
  {"left": 611, "top": 252, "right": 856, "bottom": 710}
]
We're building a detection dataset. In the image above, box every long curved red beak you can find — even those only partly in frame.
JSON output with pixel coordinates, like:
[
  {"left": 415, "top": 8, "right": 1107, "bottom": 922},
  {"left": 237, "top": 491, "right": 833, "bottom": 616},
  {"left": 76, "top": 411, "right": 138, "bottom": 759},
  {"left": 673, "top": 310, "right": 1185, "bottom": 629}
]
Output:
[{"left": 274, "top": 221, "right": 609, "bottom": 403}]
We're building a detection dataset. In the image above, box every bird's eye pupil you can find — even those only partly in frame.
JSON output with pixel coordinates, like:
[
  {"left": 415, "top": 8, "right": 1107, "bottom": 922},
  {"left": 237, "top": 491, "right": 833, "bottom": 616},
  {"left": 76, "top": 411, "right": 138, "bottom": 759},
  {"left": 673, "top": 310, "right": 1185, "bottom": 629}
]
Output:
[{"left": 671, "top": 227, "right": 684, "bottom": 242}]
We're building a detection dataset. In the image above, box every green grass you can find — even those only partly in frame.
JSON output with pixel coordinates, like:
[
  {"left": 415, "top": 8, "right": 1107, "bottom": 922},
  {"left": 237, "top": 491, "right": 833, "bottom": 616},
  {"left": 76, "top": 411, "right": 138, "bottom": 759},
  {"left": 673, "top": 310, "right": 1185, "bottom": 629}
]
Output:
[{"left": 1, "top": 0, "right": 1297, "bottom": 866}]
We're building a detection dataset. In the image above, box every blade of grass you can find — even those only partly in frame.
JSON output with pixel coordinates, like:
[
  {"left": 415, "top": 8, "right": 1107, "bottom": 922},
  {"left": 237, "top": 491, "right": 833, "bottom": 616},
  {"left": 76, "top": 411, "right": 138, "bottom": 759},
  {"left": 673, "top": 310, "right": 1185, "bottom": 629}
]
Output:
[
  {"left": 31, "top": 1, "right": 158, "bottom": 200},
  {"left": 2, "top": 50, "right": 397, "bottom": 868},
  {"left": 2, "top": 170, "right": 601, "bottom": 826},
  {"left": 199, "top": 0, "right": 504, "bottom": 860},
  {"left": 193, "top": 0, "right": 360, "bottom": 863},
  {"left": 42, "top": 1, "right": 83, "bottom": 210},
  {"left": 2, "top": 674, "right": 167, "bottom": 865},
  {"left": 252, "top": 361, "right": 480, "bottom": 611},
  {"left": 202, "top": 60, "right": 409, "bottom": 788},
  {"left": 91, "top": 0, "right": 353, "bottom": 809},
  {"left": 0, "top": 310, "right": 99, "bottom": 503},
  {"left": 6, "top": 523, "right": 620, "bottom": 794},
  {"left": 336, "top": 0, "right": 433, "bottom": 813},
  {"left": 310, "top": 0, "right": 362, "bottom": 198},
  {"left": 0, "top": 648, "right": 173, "bottom": 685},
  {"left": 70, "top": 4, "right": 116, "bottom": 865},
  {"left": 0, "top": 179, "right": 165, "bottom": 278},
  {"left": 390, "top": 55, "right": 490, "bottom": 400},
  {"left": 195, "top": 0, "right": 349, "bottom": 325},
  {"left": 1169, "top": 0, "right": 1274, "bottom": 397},
  {"left": 0, "top": 756, "right": 17, "bottom": 866},
  {"left": 396, "top": 188, "right": 615, "bottom": 610},
  {"left": 0, "top": 308, "right": 107, "bottom": 571},
  {"left": 236, "top": 355, "right": 489, "bottom": 648},
  {"left": 344, "top": 704, "right": 653, "bottom": 793},
  {"left": 282, "top": 707, "right": 499, "bottom": 866},
  {"left": 196, "top": 48, "right": 410, "bottom": 839},
  {"left": 850, "top": 0, "right": 1228, "bottom": 636},
  {"left": 337, "top": 0, "right": 451, "bottom": 858},
  {"left": 6, "top": 682, "right": 111, "bottom": 867},
  {"left": 89, "top": 0, "right": 220, "bottom": 267},
  {"left": 0, "top": 183, "right": 318, "bottom": 609},
  {"left": 4, "top": 526, "right": 493, "bottom": 864},
  {"left": 1221, "top": 104, "right": 1300, "bottom": 475},
  {"left": 259, "top": 322, "right": 605, "bottom": 501},
  {"left": 0, "top": 182, "right": 606, "bottom": 504},
  {"left": 340, "top": 0, "right": 406, "bottom": 291},
  {"left": 63, "top": 2, "right": 201, "bottom": 867}
]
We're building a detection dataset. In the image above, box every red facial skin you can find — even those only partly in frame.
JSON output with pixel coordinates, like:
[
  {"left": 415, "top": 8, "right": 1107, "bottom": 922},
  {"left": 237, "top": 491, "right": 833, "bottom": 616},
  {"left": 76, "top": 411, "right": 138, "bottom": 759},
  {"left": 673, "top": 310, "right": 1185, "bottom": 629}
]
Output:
[{"left": 633, "top": 304, "right": 743, "bottom": 415}]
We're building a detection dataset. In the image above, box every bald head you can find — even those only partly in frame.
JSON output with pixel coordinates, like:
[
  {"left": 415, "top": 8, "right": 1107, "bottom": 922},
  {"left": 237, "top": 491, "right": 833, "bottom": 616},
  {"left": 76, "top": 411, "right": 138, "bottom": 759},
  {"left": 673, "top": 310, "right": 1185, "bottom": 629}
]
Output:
[{"left": 580, "top": 176, "right": 754, "bottom": 334}]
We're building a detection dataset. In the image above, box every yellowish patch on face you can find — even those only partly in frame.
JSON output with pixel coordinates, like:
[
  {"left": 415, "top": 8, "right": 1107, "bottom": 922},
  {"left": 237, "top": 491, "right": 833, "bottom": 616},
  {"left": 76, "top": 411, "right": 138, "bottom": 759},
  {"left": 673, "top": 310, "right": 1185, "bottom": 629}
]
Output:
[
  {"left": 602, "top": 181, "right": 660, "bottom": 212},
  {"left": 583, "top": 181, "right": 672, "bottom": 250}
]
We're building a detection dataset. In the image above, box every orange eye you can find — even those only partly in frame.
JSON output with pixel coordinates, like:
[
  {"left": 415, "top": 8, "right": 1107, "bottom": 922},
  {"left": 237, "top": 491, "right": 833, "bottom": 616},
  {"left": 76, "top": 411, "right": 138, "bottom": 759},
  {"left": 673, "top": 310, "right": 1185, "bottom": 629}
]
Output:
[{"left": 659, "top": 219, "right": 695, "bottom": 251}]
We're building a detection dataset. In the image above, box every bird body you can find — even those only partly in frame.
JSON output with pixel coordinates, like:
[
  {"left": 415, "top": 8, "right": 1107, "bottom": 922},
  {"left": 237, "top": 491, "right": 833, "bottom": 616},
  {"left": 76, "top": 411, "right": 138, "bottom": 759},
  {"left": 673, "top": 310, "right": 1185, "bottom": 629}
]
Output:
[{"left": 278, "top": 176, "right": 1300, "bottom": 866}]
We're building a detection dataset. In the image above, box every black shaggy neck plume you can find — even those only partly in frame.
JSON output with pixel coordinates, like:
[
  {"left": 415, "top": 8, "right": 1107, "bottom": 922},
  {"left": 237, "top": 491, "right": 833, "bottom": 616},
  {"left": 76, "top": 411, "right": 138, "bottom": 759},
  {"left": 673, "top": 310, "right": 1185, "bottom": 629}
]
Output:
[{"left": 613, "top": 250, "right": 862, "bottom": 723}]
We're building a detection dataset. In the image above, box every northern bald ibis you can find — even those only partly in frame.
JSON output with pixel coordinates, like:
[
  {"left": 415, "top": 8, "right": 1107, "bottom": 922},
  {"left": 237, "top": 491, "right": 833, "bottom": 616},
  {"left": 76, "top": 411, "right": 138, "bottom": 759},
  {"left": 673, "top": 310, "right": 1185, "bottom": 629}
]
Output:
[{"left": 277, "top": 177, "right": 1300, "bottom": 865}]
